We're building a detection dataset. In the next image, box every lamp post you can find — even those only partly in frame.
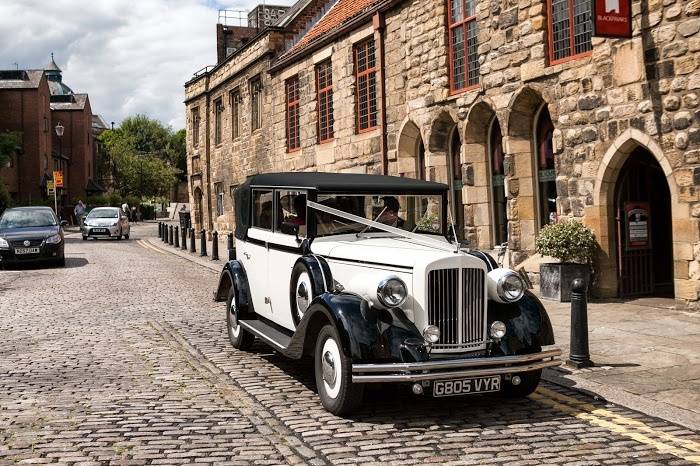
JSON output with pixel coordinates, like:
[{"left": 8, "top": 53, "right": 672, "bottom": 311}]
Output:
[{"left": 54, "top": 122, "right": 64, "bottom": 216}]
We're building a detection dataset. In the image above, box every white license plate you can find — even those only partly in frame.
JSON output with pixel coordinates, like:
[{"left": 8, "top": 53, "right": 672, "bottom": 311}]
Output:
[
  {"left": 15, "top": 247, "right": 40, "bottom": 255},
  {"left": 432, "top": 376, "right": 501, "bottom": 397},
  {"left": 92, "top": 228, "right": 107, "bottom": 233}
]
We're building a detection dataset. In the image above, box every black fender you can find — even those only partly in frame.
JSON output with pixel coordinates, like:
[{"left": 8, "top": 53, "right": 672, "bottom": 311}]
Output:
[
  {"left": 467, "top": 250, "right": 498, "bottom": 270},
  {"left": 487, "top": 290, "right": 555, "bottom": 355},
  {"left": 293, "top": 254, "right": 333, "bottom": 293},
  {"left": 284, "top": 292, "right": 428, "bottom": 363},
  {"left": 213, "top": 260, "right": 254, "bottom": 318}
]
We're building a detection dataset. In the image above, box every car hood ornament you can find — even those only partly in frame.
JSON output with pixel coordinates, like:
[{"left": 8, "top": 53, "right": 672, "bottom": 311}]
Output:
[{"left": 23, "top": 240, "right": 30, "bottom": 247}]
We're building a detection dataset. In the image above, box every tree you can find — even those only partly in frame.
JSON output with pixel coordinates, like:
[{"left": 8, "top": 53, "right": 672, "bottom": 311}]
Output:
[
  {"left": 0, "top": 132, "right": 21, "bottom": 214},
  {"left": 167, "top": 129, "right": 187, "bottom": 181},
  {"left": 98, "top": 116, "right": 183, "bottom": 200}
]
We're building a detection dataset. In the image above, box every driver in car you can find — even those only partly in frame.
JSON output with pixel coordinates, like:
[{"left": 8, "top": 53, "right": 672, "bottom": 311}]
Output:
[{"left": 377, "top": 196, "right": 405, "bottom": 228}]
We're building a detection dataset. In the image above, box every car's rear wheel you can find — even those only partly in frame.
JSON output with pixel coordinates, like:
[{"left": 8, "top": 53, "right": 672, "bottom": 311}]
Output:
[
  {"left": 226, "top": 287, "right": 254, "bottom": 351},
  {"left": 314, "top": 325, "right": 363, "bottom": 415},
  {"left": 501, "top": 369, "right": 542, "bottom": 398}
]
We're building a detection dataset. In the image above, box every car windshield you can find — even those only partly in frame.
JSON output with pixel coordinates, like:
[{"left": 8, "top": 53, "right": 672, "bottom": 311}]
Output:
[
  {"left": 315, "top": 194, "right": 443, "bottom": 237},
  {"left": 0, "top": 209, "right": 57, "bottom": 228},
  {"left": 87, "top": 208, "right": 118, "bottom": 219}
]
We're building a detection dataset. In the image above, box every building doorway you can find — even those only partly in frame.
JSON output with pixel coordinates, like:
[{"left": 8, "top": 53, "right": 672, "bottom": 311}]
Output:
[{"left": 615, "top": 147, "right": 674, "bottom": 298}]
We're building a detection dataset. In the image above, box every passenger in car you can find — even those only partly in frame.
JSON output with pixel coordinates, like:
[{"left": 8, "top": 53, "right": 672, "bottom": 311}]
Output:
[{"left": 377, "top": 196, "right": 405, "bottom": 228}]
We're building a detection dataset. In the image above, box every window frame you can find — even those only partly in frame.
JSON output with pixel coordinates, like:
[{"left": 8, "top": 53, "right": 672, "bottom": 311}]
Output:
[
  {"left": 191, "top": 155, "right": 201, "bottom": 174},
  {"left": 213, "top": 98, "right": 224, "bottom": 146},
  {"left": 546, "top": 0, "right": 593, "bottom": 66},
  {"left": 285, "top": 76, "right": 301, "bottom": 152},
  {"left": 315, "top": 60, "right": 334, "bottom": 143},
  {"left": 447, "top": 0, "right": 479, "bottom": 94},
  {"left": 251, "top": 189, "right": 273, "bottom": 230},
  {"left": 229, "top": 89, "right": 241, "bottom": 140},
  {"left": 353, "top": 38, "right": 379, "bottom": 133},
  {"left": 250, "top": 77, "right": 263, "bottom": 132},
  {"left": 191, "top": 107, "right": 200, "bottom": 148},
  {"left": 215, "top": 182, "right": 225, "bottom": 217}
]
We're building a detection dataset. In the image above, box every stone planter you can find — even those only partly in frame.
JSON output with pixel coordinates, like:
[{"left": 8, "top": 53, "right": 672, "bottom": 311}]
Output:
[{"left": 539, "top": 263, "right": 591, "bottom": 302}]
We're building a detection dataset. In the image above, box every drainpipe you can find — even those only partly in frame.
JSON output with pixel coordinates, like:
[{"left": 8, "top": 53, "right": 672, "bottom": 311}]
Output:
[
  {"left": 204, "top": 74, "right": 214, "bottom": 237},
  {"left": 374, "top": 12, "right": 388, "bottom": 175}
]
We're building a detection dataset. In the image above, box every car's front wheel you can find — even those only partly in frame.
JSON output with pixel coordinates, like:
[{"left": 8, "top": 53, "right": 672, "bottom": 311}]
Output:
[
  {"left": 82, "top": 235, "right": 87, "bottom": 241},
  {"left": 314, "top": 325, "right": 364, "bottom": 415},
  {"left": 226, "top": 287, "right": 254, "bottom": 351}
]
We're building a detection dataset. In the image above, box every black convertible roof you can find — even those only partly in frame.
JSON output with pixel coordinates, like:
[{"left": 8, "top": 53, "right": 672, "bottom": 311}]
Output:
[{"left": 244, "top": 172, "right": 448, "bottom": 194}]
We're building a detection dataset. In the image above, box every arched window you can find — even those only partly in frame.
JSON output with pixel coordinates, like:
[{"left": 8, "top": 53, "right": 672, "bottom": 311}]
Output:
[
  {"left": 449, "top": 128, "right": 464, "bottom": 240},
  {"left": 489, "top": 118, "right": 507, "bottom": 245},
  {"left": 417, "top": 139, "right": 426, "bottom": 180},
  {"left": 535, "top": 107, "right": 557, "bottom": 227}
]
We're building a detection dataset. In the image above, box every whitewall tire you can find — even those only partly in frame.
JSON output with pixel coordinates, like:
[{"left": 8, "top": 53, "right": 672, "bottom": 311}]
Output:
[
  {"left": 226, "top": 287, "right": 254, "bottom": 350},
  {"left": 314, "top": 325, "right": 364, "bottom": 415}
]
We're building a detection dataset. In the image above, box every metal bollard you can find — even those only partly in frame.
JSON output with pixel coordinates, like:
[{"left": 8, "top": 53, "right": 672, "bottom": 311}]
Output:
[
  {"left": 211, "top": 231, "right": 219, "bottom": 261},
  {"left": 181, "top": 225, "right": 187, "bottom": 250},
  {"left": 168, "top": 225, "right": 174, "bottom": 246},
  {"left": 567, "top": 278, "right": 593, "bottom": 368},
  {"left": 200, "top": 229, "right": 208, "bottom": 257},
  {"left": 227, "top": 232, "right": 235, "bottom": 260},
  {"left": 174, "top": 226, "right": 179, "bottom": 248},
  {"left": 158, "top": 222, "right": 162, "bottom": 237},
  {"left": 189, "top": 228, "right": 196, "bottom": 253},
  {"left": 163, "top": 224, "right": 168, "bottom": 243}
]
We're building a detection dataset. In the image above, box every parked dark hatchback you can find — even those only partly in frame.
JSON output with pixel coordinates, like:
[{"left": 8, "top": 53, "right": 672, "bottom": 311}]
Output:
[{"left": 0, "top": 207, "right": 67, "bottom": 267}]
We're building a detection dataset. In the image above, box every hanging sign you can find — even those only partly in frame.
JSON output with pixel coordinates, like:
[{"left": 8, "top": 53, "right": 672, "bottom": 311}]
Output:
[
  {"left": 625, "top": 202, "right": 650, "bottom": 249},
  {"left": 53, "top": 170, "right": 64, "bottom": 188},
  {"left": 47, "top": 181, "right": 55, "bottom": 196},
  {"left": 593, "top": 0, "right": 632, "bottom": 38}
]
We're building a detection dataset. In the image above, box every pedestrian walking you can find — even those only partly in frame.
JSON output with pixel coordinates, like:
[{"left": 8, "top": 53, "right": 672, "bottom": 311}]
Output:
[{"left": 74, "top": 200, "right": 85, "bottom": 226}]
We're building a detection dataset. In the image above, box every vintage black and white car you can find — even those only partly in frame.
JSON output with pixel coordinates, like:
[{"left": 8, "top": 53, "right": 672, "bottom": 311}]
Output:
[{"left": 215, "top": 172, "right": 561, "bottom": 415}]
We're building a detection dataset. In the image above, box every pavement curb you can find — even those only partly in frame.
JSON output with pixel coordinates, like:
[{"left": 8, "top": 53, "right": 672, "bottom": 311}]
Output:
[{"left": 145, "top": 237, "right": 221, "bottom": 274}]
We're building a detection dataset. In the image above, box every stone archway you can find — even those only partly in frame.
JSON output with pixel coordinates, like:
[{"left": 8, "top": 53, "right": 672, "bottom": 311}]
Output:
[
  {"left": 505, "top": 87, "right": 549, "bottom": 256},
  {"left": 429, "top": 111, "right": 462, "bottom": 239},
  {"left": 396, "top": 120, "right": 426, "bottom": 179},
  {"left": 463, "top": 101, "right": 501, "bottom": 249},
  {"left": 193, "top": 186, "right": 203, "bottom": 230},
  {"left": 589, "top": 128, "right": 692, "bottom": 299}
]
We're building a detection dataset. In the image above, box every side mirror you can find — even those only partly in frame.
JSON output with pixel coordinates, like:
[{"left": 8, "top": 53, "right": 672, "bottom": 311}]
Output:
[
  {"left": 280, "top": 222, "right": 299, "bottom": 237},
  {"left": 60, "top": 220, "right": 68, "bottom": 226}
]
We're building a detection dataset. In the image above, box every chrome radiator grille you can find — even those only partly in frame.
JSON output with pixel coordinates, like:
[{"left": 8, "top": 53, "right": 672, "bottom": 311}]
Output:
[{"left": 427, "top": 267, "right": 486, "bottom": 349}]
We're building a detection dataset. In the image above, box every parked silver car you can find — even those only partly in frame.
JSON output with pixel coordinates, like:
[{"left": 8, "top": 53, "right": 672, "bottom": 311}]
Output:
[{"left": 81, "top": 207, "right": 130, "bottom": 240}]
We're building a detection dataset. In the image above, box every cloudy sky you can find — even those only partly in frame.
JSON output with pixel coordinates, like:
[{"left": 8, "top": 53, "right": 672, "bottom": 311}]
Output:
[{"left": 0, "top": 0, "right": 292, "bottom": 130}]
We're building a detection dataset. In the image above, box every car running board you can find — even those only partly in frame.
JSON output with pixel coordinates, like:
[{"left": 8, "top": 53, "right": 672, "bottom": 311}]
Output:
[{"left": 239, "top": 319, "right": 292, "bottom": 351}]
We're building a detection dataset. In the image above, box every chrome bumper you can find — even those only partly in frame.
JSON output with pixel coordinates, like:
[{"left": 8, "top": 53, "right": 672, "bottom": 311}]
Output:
[{"left": 352, "top": 348, "right": 562, "bottom": 383}]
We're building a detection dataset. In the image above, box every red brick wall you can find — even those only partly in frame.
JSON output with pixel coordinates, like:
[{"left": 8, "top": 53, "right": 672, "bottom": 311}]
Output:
[
  {"left": 52, "top": 97, "right": 94, "bottom": 204},
  {"left": 0, "top": 75, "right": 52, "bottom": 203}
]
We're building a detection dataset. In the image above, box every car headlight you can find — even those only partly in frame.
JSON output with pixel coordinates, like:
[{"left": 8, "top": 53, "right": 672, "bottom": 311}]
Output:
[
  {"left": 111, "top": 222, "right": 118, "bottom": 226},
  {"left": 0, "top": 237, "right": 8, "bottom": 249},
  {"left": 490, "top": 320, "right": 507, "bottom": 339},
  {"left": 487, "top": 269, "right": 525, "bottom": 303},
  {"left": 46, "top": 234, "right": 62, "bottom": 244},
  {"left": 376, "top": 277, "right": 407, "bottom": 308},
  {"left": 423, "top": 325, "right": 440, "bottom": 343}
]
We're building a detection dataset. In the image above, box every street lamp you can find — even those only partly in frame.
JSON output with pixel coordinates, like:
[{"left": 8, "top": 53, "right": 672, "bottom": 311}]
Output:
[{"left": 54, "top": 122, "right": 64, "bottom": 216}]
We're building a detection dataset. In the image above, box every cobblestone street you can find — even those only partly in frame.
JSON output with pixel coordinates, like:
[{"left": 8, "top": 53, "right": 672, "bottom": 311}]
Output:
[{"left": 1, "top": 223, "right": 699, "bottom": 465}]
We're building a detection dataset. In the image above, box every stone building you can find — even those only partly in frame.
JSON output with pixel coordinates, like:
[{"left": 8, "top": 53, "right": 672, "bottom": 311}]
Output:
[{"left": 185, "top": 0, "right": 700, "bottom": 301}]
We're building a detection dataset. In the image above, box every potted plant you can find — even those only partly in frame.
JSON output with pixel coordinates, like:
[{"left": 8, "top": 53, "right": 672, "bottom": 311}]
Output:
[{"left": 535, "top": 220, "right": 597, "bottom": 302}]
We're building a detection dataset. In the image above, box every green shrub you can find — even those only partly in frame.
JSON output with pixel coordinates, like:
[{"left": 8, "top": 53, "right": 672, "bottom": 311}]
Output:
[
  {"left": 0, "top": 181, "right": 11, "bottom": 215},
  {"left": 535, "top": 220, "right": 597, "bottom": 264}
]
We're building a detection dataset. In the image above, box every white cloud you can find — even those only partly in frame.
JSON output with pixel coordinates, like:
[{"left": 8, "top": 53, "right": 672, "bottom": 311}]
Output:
[{"left": 0, "top": 0, "right": 290, "bottom": 129}]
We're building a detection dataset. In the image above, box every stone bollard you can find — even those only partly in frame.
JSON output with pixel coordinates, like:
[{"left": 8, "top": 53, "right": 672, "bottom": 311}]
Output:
[
  {"left": 200, "top": 229, "right": 208, "bottom": 257},
  {"left": 567, "top": 278, "right": 593, "bottom": 368},
  {"left": 227, "top": 232, "right": 235, "bottom": 260},
  {"left": 211, "top": 231, "right": 219, "bottom": 261},
  {"left": 189, "top": 228, "right": 196, "bottom": 253},
  {"left": 181, "top": 225, "right": 187, "bottom": 250},
  {"left": 174, "top": 226, "right": 179, "bottom": 248}
]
